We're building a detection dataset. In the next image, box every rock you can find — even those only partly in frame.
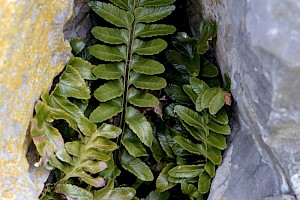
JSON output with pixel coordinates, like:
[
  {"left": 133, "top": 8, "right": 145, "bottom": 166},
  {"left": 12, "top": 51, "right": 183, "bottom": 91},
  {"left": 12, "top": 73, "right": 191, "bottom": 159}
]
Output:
[
  {"left": 187, "top": 0, "right": 300, "bottom": 199},
  {"left": 0, "top": 0, "right": 73, "bottom": 199},
  {"left": 64, "top": 0, "right": 94, "bottom": 43}
]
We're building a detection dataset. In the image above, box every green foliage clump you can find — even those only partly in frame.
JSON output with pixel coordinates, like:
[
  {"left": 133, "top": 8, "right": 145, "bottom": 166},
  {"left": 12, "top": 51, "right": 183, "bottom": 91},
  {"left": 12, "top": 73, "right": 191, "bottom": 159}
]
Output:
[{"left": 30, "top": 1, "right": 231, "bottom": 199}]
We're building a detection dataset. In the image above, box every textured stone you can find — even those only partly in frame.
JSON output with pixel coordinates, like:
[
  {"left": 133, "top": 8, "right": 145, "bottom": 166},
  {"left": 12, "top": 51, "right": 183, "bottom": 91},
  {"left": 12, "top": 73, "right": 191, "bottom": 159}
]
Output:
[
  {"left": 187, "top": 0, "right": 300, "bottom": 199},
  {"left": 0, "top": 0, "right": 73, "bottom": 199},
  {"left": 64, "top": 0, "right": 93, "bottom": 43}
]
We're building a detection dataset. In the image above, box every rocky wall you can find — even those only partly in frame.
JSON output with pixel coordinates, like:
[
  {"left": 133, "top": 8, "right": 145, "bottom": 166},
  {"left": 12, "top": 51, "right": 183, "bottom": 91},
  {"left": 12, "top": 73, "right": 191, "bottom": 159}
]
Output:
[
  {"left": 187, "top": 0, "right": 300, "bottom": 199},
  {"left": 0, "top": 0, "right": 73, "bottom": 199}
]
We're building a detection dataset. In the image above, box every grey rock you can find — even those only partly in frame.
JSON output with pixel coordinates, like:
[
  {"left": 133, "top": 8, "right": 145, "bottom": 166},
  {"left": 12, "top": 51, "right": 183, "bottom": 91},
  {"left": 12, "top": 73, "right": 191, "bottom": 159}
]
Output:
[
  {"left": 64, "top": 0, "right": 94, "bottom": 43},
  {"left": 187, "top": 0, "right": 300, "bottom": 199}
]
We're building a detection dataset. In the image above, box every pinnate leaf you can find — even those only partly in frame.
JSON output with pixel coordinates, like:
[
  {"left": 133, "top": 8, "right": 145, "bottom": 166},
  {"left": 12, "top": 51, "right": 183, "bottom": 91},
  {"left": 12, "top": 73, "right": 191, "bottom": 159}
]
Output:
[{"left": 49, "top": 94, "right": 96, "bottom": 136}]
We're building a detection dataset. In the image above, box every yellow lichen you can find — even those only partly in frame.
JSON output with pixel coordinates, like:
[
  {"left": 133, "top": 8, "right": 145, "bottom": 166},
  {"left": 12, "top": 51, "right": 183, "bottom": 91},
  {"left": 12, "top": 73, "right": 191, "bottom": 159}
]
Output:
[{"left": 0, "top": 0, "right": 73, "bottom": 199}]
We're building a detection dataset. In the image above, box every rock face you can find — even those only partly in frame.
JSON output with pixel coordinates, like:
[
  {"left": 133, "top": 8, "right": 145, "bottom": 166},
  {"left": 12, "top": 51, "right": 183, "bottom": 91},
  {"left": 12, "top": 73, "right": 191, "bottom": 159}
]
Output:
[
  {"left": 187, "top": 0, "right": 300, "bottom": 199},
  {"left": 0, "top": 0, "right": 73, "bottom": 199}
]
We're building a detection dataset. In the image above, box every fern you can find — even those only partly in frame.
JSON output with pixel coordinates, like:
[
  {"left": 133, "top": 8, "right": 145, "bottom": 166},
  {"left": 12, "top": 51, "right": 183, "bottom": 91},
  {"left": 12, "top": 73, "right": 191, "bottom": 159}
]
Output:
[
  {"left": 88, "top": 0, "right": 176, "bottom": 181},
  {"left": 152, "top": 22, "right": 231, "bottom": 199},
  {"left": 30, "top": 3, "right": 231, "bottom": 198}
]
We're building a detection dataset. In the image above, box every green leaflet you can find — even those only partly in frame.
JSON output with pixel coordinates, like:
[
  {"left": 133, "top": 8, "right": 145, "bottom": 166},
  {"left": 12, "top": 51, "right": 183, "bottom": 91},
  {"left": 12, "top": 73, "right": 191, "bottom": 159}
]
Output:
[
  {"left": 106, "top": 187, "right": 136, "bottom": 200},
  {"left": 54, "top": 65, "right": 90, "bottom": 99},
  {"left": 92, "top": 27, "right": 129, "bottom": 44},
  {"left": 204, "top": 161, "right": 215, "bottom": 178},
  {"left": 139, "top": 0, "right": 176, "bottom": 6},
  {"left": 93, "top": 62, "right": 124, "bottom": 80},
  {"left": 164, "top": 84, "right": 192, "bottom": 105},
  {"left": 69, "top": 57, "right": 97, "bottom": 80},
  {"left": 121, "top": 128, "right": 148, "bottom": 157},
  {"left": 174, "top": 105, "right": 206, "bottom": 128},
  {"left": 201, "top": 88, "right": 225, "bottom": 115},
  {"left": 189, "top": 77, "right": 210, "bottom": 96},
  {"left": 142, "top": 190, "right": 170, "bottom": 200},
  {"left": 69, "top": 38, "right": 86, "bottom": 55},
  {"left": 135, "top": 24, "right": 176, "bottom": 38},
  {"left": 89, "top": 2, "right": 134, "bottom": 29},
  {"left": 201, "top": 59, "right": 219, "bottom": 77},
  {"left": 93, "top": 179, "right": 114, "bottom": 200},
  {"left": 197, "top": 173, "right": 211, "bottom": 194},
  {"left": 168, "top": 165, "right": 205, "bottom": 178},
  {"left": 90, "top": 45, "right": 127, "bottom": 61},
  {"left": 128, "top": 87, "right": 159, "bottom": 107},
  {"left": 173, "top": 136, "right": 222, "bottom": 165},
  {"left": 157, "top": 129, "right": 176, "bottom": 158},
  {"left": 94, "top": 79, "right": 124, "bottom": 102},
  {"left": 183, "top": 84, "right": 197, "bottom": 104},
  {"left": 54, "top": 184, "right": 93, "bottom": 200},
  {"left": 96, "top": 123, "right": 122, "bottom": 139},
  {"left": 156, "top": 163, "right": 176, "bottom": 192},
  {"left": 130, "top": 73, "right": 166, "bottom": 90},
  {"left": 197, "top": 20, "right": 218, "bottom": 54},
  {"left": 110, "top": 0, "right": 135, "bottom": 11},
  {"left": 207, "top": 120, "right": 231, "bottom": 135},
  {"left": 93, "top": 179, "right": 136, "bottom": 200},
  {"left": 31, "top": 101, "right": 73, "bottom": 157},
  {"left": 131, "top": 56, "right": 164, "bottom": 75},
  {"left": 134, "top": 5, "right": 175, "bottom": 23},
  {"left": 89, "top": 98, "right": 123, "bottom": 123},
  {"left": 151, "top": 127, "right": 165, "bottom": 161},
  {"left": 181, "top": 182, "right": 204, "bottom": 200},
  {"left": 120, "top": 150, "right": 154, "bottom": 181},
  {"left": 210, "top": 108, "right": 229, "bottom": 125},
  {"left": 133, "top": 38, "right": 168, "bottom": 55},
  {"left": 125, "top": 106, "right": 152, "bottom": 147},
  {"left": 172, "top": 32, "right": 198, "bottom": 58},
  {"left": 100, "top": 160, "right": 121, "bottom": 179},
  {"left": 173, "top": 136, "right": 203, "bottom": 155}
]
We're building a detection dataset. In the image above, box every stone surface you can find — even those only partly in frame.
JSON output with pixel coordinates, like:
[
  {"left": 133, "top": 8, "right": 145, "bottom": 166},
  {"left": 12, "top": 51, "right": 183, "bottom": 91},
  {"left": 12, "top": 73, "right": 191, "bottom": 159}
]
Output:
[
  {"left": 64, "top": 0, "right": 93, "bottom": 43},
  {"left": 0, "top": 0, "right": 73, "bottom": 199},
  {"left": 187, "top": 0, "right": 300, "bottom": 199}
]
